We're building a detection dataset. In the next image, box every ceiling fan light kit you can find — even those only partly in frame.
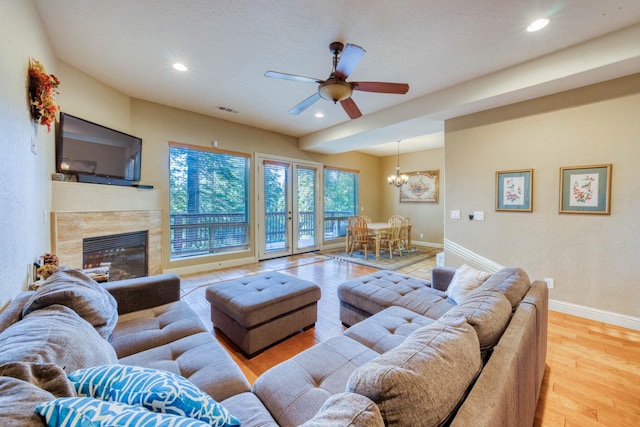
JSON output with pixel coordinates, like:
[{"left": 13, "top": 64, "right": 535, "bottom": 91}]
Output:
[
  {"left": 265, "top": 41, "right": 409, "bottom": 120},
  {"left": 318, "top": 79, "right": 352, "bottom": 102}
]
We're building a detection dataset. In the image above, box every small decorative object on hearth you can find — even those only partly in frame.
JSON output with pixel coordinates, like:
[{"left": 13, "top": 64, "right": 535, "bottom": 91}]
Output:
[
  {"left": 28, "top": 58, "right": 60, "bottom": 132},
  {"left": 36, "top": 252, "right": 60, "bottom": 280}
]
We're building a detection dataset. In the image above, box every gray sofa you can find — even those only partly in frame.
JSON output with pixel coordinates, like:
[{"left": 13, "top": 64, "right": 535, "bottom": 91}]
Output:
[
  {"left": 253, "top": 266, "right": 548, "bottom": 426},
  {"left": 0, "top": 265, "right": 547, "bottom": 426}
]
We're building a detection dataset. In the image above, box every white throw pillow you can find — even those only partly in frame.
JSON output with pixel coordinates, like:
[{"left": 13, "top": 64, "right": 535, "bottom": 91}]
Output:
[{"left": 445, "top": 264, "right": 491, "bottom": 303}]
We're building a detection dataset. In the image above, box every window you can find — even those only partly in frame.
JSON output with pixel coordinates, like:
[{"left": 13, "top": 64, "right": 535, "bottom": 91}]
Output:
[
  {"left": 169, "top": 143, "right": 250, "bottom": 259},
  {"left": 323, "top": 167, "right": 358, "bottom": 239}
]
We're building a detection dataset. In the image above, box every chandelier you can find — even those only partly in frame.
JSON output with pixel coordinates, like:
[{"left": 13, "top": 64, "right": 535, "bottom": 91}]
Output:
[{"left": 387, "top": 140, "right": 409, "bottom": 187}]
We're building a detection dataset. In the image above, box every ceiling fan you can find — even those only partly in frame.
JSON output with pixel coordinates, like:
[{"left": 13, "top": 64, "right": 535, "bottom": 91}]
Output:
[{"left": 265, "top": 41, "right": 409, "bottom": 120}]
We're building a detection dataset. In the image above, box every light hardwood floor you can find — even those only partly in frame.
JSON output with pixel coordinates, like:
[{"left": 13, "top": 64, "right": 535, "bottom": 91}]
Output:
[{"left": 180, "top": 253, "right": 640, "bottom": 427}]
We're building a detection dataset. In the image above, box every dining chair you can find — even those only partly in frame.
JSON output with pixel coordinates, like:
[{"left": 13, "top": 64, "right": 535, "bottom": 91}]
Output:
[
  {"left": 359, "top": 214, "right": 372, "bottom": 223},
  {"left": 399, "top": 216, "right": 411, "bottom": 254},
  {"left": 348, "top": 215, "right": 374, "bottom": 259},
  {"left": 381, "top": 216, "right": 403, "bottom": 259}
]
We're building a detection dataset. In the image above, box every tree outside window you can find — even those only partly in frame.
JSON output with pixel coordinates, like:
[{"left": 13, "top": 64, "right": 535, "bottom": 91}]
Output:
[{"left": 323, "top": 168, "right": 358, "bottom": 239}]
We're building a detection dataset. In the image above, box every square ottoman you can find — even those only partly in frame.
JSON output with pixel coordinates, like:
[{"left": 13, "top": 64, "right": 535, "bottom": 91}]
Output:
[{"left": 205, "top": 272, "right": 321, "bottom": 356}]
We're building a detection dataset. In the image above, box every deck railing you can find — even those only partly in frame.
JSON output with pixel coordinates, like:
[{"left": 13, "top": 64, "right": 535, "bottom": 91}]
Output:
[{"left": 170, "top": 210, "right": 354, "bottom": 258}]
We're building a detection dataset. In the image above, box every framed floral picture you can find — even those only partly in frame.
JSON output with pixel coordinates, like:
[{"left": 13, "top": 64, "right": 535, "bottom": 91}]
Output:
[
  {"left": 496, "top": 169, "right": 533, "bottom": 212},
  {"left": 400, "top": 170, "right": 439, "bottom": 203},
  {"left": 559, "top": 164, "right": 612, "bottom": 214}
]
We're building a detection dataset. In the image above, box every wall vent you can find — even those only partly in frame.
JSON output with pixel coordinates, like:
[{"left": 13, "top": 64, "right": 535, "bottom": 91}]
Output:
[{"left": 216, "top": 105, "right": 239, "bottom": 114}]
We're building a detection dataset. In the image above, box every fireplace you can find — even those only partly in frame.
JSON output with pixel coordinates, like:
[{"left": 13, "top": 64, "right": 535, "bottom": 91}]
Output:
[
  {"left": 83, "top": 231, "right": 148, "bottom": 282},
  {"left": 52, "top": 210, "right": 162, "bottom": 276}
]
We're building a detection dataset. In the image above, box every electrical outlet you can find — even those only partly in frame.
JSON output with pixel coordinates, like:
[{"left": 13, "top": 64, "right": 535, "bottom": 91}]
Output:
[
  {"left": 451, "top": 210, "right": 460, "bottom": 219},
  {"left": 419, "top": 233, "right": 424, "bottom": 238},
  {"left": 545, "top": 278, "right": 555, "bottom": 289}
]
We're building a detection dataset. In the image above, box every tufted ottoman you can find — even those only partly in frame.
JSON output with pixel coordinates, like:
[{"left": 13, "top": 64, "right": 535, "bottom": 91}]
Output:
[
  {"left": 337, "top": 269, "right": 455, "bottom": 326},
  {"left": 205, "top": 272, "right": 321, "bottom": 356}
]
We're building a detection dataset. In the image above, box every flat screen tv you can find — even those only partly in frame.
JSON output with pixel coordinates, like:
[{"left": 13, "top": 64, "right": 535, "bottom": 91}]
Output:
[{"left": 56, "top": 112, "right": 142, "bottom": 186}]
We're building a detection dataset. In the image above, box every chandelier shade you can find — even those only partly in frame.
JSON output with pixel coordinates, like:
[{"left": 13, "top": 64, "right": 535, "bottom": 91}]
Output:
[{"left": 388, "top": 140, "right": 408, "bottom": 187}]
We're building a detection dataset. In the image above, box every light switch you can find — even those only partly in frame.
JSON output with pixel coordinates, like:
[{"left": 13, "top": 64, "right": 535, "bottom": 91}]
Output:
[
  {"left": 451, "top": 210, "right": 460, "bottom": 219},
  {"left": 474, "top": 211, "right": 484, "bottom": 221}
]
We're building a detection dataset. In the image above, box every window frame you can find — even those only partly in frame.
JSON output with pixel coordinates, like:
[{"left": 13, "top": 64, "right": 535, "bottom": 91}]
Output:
[
  {"left": 323, "top": 166, "right": 359, "bottom": 241},
  {"left": 168, "top": 142, "right": 251, "bottom": 260}
]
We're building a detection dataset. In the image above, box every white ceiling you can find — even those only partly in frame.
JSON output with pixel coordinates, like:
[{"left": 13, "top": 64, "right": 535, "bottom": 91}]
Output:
[{"left": 34, "top": 1, "right": 640, "bottom": 156}]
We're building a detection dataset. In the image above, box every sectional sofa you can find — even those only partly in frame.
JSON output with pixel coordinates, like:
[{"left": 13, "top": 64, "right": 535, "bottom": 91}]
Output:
[{"left": 0, "top": 264, "right": 547, "bottom": 426}]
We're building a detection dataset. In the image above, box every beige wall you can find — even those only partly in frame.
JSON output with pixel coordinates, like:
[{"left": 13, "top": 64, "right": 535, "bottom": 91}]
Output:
[
  {"left": 380, "top": 148, "right": 444, "bottom": 247},
  {"left": 56, "top": 62, "right": 132, "bottom": 133},
  {"left": 48, "top": 63, "right": 385, "bottom": 274},
  {"left": 444, "top": 74, "right": 640, "bottom": 319},
  {"left": 0, "top": 1, "right": 57, "bottom": 308}
]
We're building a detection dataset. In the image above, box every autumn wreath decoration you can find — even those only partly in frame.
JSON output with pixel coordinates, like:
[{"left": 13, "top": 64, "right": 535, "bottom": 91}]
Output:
[{"left": 28, "top": 58, "right": 60, "bottom": 132}]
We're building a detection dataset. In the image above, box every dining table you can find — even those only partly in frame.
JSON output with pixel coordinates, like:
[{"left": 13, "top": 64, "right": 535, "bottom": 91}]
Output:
[{"left": 345, "top": 221, "right": 412, "bottom": 260}]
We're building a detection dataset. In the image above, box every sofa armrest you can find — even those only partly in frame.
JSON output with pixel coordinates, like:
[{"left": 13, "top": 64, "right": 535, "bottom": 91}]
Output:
[
  {"left": 431, "top": 266, "right": 457, "bottom": 291},
  {"left": 102, "top": 273, "right": 181, "bottom": 315}
]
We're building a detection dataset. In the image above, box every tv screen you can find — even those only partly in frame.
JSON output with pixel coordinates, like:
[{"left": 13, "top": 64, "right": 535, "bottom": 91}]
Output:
[{"left": 56, "top": 112, "right": 142, "bottom": 185}]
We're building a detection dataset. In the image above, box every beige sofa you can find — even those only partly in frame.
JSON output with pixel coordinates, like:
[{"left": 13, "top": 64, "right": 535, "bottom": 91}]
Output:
[{"left": 0, "top": 265, "right": 547, "bottom": 426}]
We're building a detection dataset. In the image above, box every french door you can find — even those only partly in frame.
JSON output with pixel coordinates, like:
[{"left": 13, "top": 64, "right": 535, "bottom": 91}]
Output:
[{"left": 256, "top": 154, "right": 321, "bottom": 260}]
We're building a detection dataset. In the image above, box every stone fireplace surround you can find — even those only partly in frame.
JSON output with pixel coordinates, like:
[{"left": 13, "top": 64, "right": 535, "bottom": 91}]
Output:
[{"left": 52, "top": 210, "right": 162, "bottom": 276}]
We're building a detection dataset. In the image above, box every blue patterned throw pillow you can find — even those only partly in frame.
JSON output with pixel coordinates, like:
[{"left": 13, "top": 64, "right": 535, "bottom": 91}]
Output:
[
  {"left": 36, "top": 397, "right": 211, "bottom": 427},
  {"left": 67, "top": 365, "right": 240, "bottom": 427}
]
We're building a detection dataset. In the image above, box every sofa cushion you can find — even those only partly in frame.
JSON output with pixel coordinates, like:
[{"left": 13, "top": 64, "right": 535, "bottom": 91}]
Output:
[
  {"left": 22, "top": 269, "right": 118, "bottom": 339},
  {"left": 477, "top": 267, "right": 531, "bottom": 308},
  {"left": 1, "top": 376, "right": 58, "bottom": 426},
  {"left": 221, "top": 392, "right": 279, "bottom": 427},
  {"left": 109, "top": 301, "right": 209, "bottom": 358},
  {"left": 253, "top": 335, "right": 380, "bottom": 427},
  {"left": 36, "top": 397, "right": 212, "bottom": 427},
  {"left": 0, "top": 363, "right": 75, "bottom": 427},
  {"left": 441, "top": 290, "right": 512, "bottom": 359},
  {"left": 67, "top": 364, "right": 240, "bottom": 426},
  {"left": 445, "top": 264, "right": 491, "bottom": 302},
  {"left": 346, "top": 317, "right": 482, "bottom": 426},
  {"left": 111, "top": 301, "right": 251, "bottom": 402},
  {"left": 119, "top": 331, "right": 251, "bottom": 402},
  {"left": 301, "top": 392, "right": 384, "bottom": 427},
  {"left": 0, "top": 291, "right": 34, "bottom": 334},
  {"left": 0, "top": 305, "right": 117, "bottom": 373},
  {"left": 343, "top": 306, "right": 434, "bottom": 353}
]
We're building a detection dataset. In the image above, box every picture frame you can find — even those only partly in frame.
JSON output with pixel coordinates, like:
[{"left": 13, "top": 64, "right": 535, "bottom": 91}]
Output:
[
  {"left": 496, "top": 169, "right": 533, "bottom": 212},
  {"left": 559, "top": 164, "right": 612, "bottom": 214},
  {"left": 400, "top": 170, "right": 439, "bottom": 203}
]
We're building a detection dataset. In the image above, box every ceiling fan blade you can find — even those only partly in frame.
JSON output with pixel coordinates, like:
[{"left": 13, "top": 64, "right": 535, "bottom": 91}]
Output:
[
  {"left": 340, "top": 97, "right": 362, "bottom": 119},
  {"left": 265, "top": 71, "right": 322, "bottom": 84},
  {"left": 352, "top": 81, "right": 409, "bottom": 94},
  {"left": 289, "top": 92, "right": 322, "bottom": 115},
  {"left": 335, "top": 43, "right": 366, "bottom": 80}
]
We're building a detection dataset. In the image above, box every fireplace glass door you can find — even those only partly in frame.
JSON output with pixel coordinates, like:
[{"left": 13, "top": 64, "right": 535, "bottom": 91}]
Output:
[{"left": 83, "top": 231, "right": 148, "bottom": 281}]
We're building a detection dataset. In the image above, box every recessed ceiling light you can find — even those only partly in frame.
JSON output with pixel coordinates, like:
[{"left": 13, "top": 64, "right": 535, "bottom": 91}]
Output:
[
  {"left": 527, "top": 18, "right": 549, "bottom": 32},
  {"left": 173, "top": 63, "right": 188, "bottom": 71},
  {"left": 315, "top": 112, "right": 324, "bottom": 118}
]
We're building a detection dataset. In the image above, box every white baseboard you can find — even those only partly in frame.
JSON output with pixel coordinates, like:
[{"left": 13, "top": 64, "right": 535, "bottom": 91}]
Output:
[
  {"left": 549, "top": 299, "right": 640, "bottom": 331},
  {"left": 443, "top": 239, "right": 504, "bottom": 273},
  {"left": 412, "top": 241, "right": 444, "bottom": 249}
]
